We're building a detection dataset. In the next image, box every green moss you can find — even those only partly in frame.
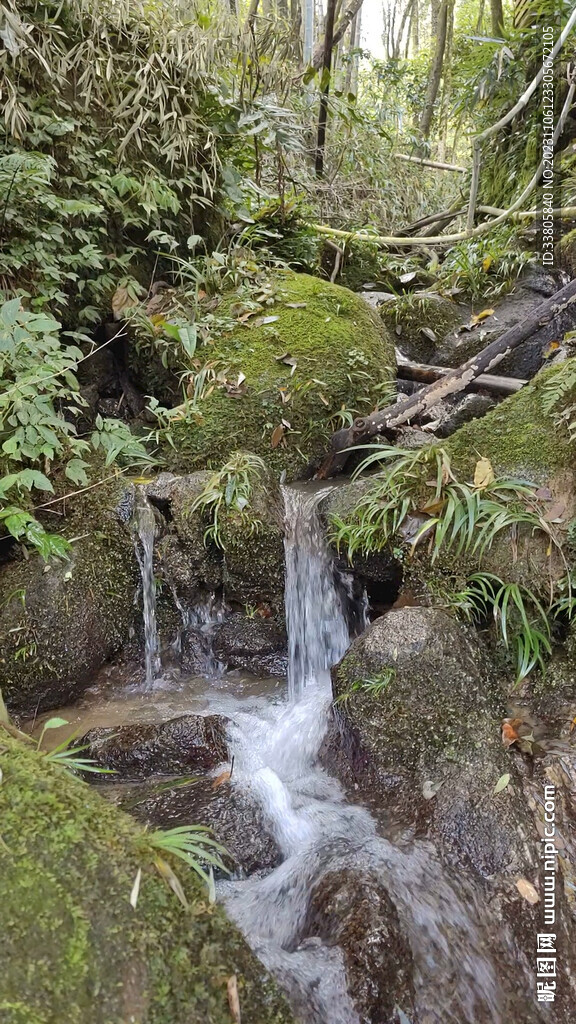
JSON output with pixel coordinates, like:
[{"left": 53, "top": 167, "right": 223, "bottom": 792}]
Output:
[
  {"left": 379, "top": 293, "right": 462, "bottom": 362},
  {"left": 556, "top": 228, "right": 576, "bottom": 279},
  {"left": 0, "top": 734, "right": 294, "bottom": 1024},
  {"left": 445, "top": 361, "right": 576, "bottom": 481},
  {"left": 0, "top": 477, "right": 138, "bottom": 714},
  {"left": 165, "top": 272, "right": 395, "bottom": 480}
]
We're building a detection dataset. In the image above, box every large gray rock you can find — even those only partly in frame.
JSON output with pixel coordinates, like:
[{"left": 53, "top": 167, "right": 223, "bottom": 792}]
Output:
[{"left": 328, "top": 608, "right": 532, "bottom": 877}]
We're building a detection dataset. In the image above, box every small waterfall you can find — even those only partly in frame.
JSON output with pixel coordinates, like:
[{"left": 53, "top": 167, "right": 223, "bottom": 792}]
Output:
[
  {"left": 219, "top": 483, "right": 508, "bottom": 1024},
  {"left": 133, "top": 494, "right": 160, "bottom": 686},
  {"left": 172, "top": 589, "right": 228, "bottom": 676},
  {"left": 283, "top": 484, "right": 350, "bottom": 701}
]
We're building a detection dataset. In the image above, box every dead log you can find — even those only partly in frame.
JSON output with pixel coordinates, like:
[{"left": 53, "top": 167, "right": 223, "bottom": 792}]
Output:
[
  {"left": 397, "top": 356, "right": 527, "bottom": 395},
  {"left": 319, "top": 277, "right": 576, "bottom": 476}
]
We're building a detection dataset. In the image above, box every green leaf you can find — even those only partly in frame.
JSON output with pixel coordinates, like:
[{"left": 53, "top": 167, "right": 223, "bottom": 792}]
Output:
[{"left": 493, "top": 773, "right": 511, "bottom": 794}]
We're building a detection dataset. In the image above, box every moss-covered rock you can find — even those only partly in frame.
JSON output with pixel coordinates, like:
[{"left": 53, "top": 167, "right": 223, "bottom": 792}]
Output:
[
  {"left": 379, "top": 291, "right": 463, "bottom": 362},
  {"left": 160, "top": 272, "right": 395, "bottom": 479},
  {"left": 147, "top": 469, "right": 286, "bottom": 617},
  {"left": 444, "top": 359, "right": 576, "bottom": 482},
  {"left": 556, "top": 227, "right": 576, "bottom": 278},
  {"left": 0, "top": 479, "right": 138, "bottom": 716},
  {"left": 0, "top": 733, "right": 294, "bottom": 1024}
]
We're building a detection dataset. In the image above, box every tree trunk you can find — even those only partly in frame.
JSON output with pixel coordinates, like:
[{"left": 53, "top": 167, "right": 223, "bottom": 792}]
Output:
[
  {"left": 393, "top": 0, "right": 415, "bottom": 59},
  {"left": 311, "top": 0, "right": 364, "bottom": 69},
  {"left": 320, "top": 277, "right": 576, "bottom": 476},
  {"left": 419, "top": 0, "right": 452, "bottom": 141},
  {"left": 303, "top": 0, "right": 315, "bottom": 63},
  {"left": 490, "top": 0, "right": 505, "bottom": 35},
  {"left": 410, "top": 0, "right": 419, "bottom": 54},
  {"left": 315, "top": 0, "right": 338, "bottom": 177}
]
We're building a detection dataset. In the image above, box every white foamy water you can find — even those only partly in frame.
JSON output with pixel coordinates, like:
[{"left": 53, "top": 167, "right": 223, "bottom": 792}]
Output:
[
  {"left": 133, "top": 494, "right": 161, "bottom": 687},
  {"left": 218, "top": 483, "right": 525, "bottom": 1024}
]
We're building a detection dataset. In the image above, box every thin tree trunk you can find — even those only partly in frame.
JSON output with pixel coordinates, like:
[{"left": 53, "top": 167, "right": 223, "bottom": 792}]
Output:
[
  {"left": 311, "top": 0, "right": 364, "bottom": 68},
  {"left": 315, "top": 0, "right": 337, "bottom": 177},
  {"left": 419, "top": 0, "right": 452, "bottom": 140},
  {"left": 490, "top": 0, "right": 505, "bottom": 36},
  {"left": 393, "top": 0, "right": 415, "bottom": 58},
  {"left": 303, "top": 0, "right": 315, "bottom": 63},
  {"left": 411, "top": 0, "right": 419, "bottom": 53},
  {"left": 245, "top": 0, "right": 260, "bottom": 31},
  {"left": 475, "top": 0, "right": 486, "bottom": 32}
]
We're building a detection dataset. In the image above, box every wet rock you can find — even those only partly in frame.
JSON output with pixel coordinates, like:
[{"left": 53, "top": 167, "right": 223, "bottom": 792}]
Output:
[
  {"left": 320, "top": 481, "right": 403, "bottom": 609},
  {"left": 327, "top": 608, "right": 534, "bottom": 877},
  {"left": 118, "top": 775, "right": 280, "bottom": 875},
  {"left": 303, "top": 868, "right": 416, "bottom": 1024},
  {"left": 209, "top": 614, "right": 288, "bottom": 677},
  {"left": 426, "top": 392, "right": 495, "bottom": 437},
  {"left": 81, "top": 714, "right": 228, "bottom": 777}
]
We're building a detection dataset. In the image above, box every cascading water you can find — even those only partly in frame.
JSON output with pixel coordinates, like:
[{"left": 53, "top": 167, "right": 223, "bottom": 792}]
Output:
[
  {"left": 219, "top": 483, "right": 522, "bottom": 1024},
  {"left": 133, "top": 494, "right": 161, "bottom": 686},
  {"left": 283, "top": 484, "right": 351, "bottom": 701},
  {"left": 171, "top": 589, "right": 228, "bottom": 675}
]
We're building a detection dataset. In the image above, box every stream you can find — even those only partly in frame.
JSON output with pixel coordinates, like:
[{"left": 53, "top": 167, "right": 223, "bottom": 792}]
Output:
[{"left": 33, "top": 481, "right": 542, "bottom": 1023}]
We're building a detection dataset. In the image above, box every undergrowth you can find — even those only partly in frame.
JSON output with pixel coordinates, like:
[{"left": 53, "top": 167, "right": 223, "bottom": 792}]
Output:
[{"left": 331, "top": 444, "right": 571, "bottom": 682}]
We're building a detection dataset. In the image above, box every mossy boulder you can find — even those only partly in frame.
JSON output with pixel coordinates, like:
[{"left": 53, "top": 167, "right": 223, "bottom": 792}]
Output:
[
  {"left": 328, "top": 608, "right": 538, "bottom": 877},
  {"left": 0, "top": 480, "right": 138, "bottom": 716},
  {"left": 445, "top": 359, "right": 576, "bottom": 482},
  {"left": 556, "top": 227, "right": 576, "bottom": 278},
  {"left": 162, "top": 272, "right": 395, "bottom": 479},
  {"left": 147, "top": 469, "right": 286, "bottom": 617},
  {"left": 0, "top": 734, "right": 294, "bottom": 1024},
  {"left": 379, "top": 291, "right": 462, "bottom": 362}
]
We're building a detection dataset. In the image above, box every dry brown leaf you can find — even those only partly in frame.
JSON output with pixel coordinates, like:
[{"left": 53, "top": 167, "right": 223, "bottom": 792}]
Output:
[
  {"left": 516, "top": 878, "right": 539, "bottom": 904},
  {"left": 543, "top": 499, "right": 566, "bottom": 523},
  {"left": 271, "top": 424, "right": 285, "bottom": 448},
  {"left": 501, "top": 719, "right": 521, "bottom": 749},
  {"left": 212, "top": 769, "right": 232, "bottom": 790},
  {"left": 227, "top": 975, "right": 241, "bottom": 1023},
  {"left": 473, "top": 457, "right": 495, "bottom": 490}
]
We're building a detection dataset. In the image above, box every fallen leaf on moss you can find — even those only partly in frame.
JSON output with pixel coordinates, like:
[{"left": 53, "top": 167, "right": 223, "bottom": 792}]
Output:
[
  {"left": 271, "top": 424, "right": 285, "bottom": 448},
  {"left": 227, "top": 975, "right": 241, "bottom": 1023},
  {"left": 502, "top": 719, "right": 521, "bottom": 749},
  {"left": 129, "top": 867, "right": 142, "bottom": 909},
  {"left": 470, "top": 308, "right": 495, "bottom": 325},
  {"left": 473, "top": 457, "right": 494, "bottom": 489},
  {"left": 212, "top": 769, "right": 232, "bottom": 790}
]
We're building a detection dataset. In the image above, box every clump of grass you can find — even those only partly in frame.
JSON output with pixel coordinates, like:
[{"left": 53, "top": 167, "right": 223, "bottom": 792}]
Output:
[
  {"left": 186, "top": 451, "right": 267, "bottom": 548},
  {"left": 331, "top": 443, "right": 570, "bottom": 683}
]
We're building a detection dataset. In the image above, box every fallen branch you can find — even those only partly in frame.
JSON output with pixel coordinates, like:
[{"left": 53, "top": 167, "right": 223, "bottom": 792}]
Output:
[
  {"left": 319, "top": 277, "right": 576, "bottom": 476},
  {"left": 397, "top": 356, "right": 526, "bottom": 395},
  {"left": 310, "top": 205, "right": 576, "bottom": 248},
  {"left": 393, "top": 153, "right": 466, "bottom": 173}
]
